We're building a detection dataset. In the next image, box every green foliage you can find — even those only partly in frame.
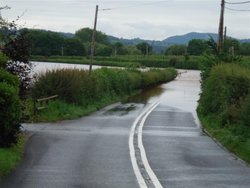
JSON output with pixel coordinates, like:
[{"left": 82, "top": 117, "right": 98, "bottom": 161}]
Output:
[
  {"left": 165, "top": 44, "right": 187, "bottom": 56},
  {"left": 240, "top": 43, "right": 250, "bottom": 56},
  {"left": 0, "top": 69, "right": 21, "bottom": 147},
  {"left": 113, "top": 42, "right": 129, "bottom": 55},
  {"left": 199, "top": 116, "right": 250, "bottom": 163},
  {"left": 187, "top": 39, "right": 208, "bottom": 56},
  {"left": 2, "top": 28, "right": 30, "bottom": 64},
  {"left": 26, "top": 29, "right": 64, "bottom": 56},
  {"left": 95, "top": 44, "right": 113, "bottom": 56},
  {"left": 32, "top": 68, "right": 177, "bottom": 121},
  {"left": 198, "top": 64, "right": 250, "bottom": 126},
  {"left": 0, "top": 53, "right": 7, "bottom": 68},
  {"left": 200, "top": 38, "right": 242, "bottom": 82},
  {"left": 0, "top": 134, "right": 26, "bottom": 178},
  {"left": 198, "top": 63, "right": 250, "bottom": 163},
  {"left": 241, "top": 93, "right": 250, "bottom": 126},
  {"left": 1, "top": 20, "right": 31, "bottom": 97},
  {"left": 75, "top": 27, "right": 109, "bottom": 45},
  {"left": 63, "top": 38, "right": 86, "bottom": 56},
  {"left": 136, "top": 42, "right": 152, "bottom": 55}
]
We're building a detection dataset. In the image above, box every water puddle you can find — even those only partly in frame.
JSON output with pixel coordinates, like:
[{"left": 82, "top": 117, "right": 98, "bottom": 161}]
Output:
[
  {"left": 126, "top": 85, "right": 165, "bottom": 104},
  {"left": 103, "top": 103, "right": 137, "bottom": 116}
]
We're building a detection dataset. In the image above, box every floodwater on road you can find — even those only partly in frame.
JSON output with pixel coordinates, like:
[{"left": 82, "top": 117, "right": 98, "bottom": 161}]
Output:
[
  {"left": 31, "top": 62, "right": 201, "bottom": 121},
  {"left": 127, "top": 70, "right": 201, "bottom": 124}
]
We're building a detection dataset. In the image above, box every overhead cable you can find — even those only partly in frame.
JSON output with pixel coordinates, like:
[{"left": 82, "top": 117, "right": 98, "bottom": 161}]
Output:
[
  {"left": 225, "top": 6, "right": 250, "bottom": 11},
  {"left": 99, "top": 0, "right": 170, "bottom": 11},
  {"left": 225, "top": 1, "right": 250, "bottom": 4}
]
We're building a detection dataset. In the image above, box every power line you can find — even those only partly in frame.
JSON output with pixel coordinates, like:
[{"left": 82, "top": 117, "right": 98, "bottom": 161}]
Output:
[
  {"left": 225, "top": 6, "right": 250, "bottom": 11},
  {"left": 225, "top": 1, "right": 250, "bottom": 4},
  {"left": 99, "top": 1, "right": 170, "bottom": 11}
]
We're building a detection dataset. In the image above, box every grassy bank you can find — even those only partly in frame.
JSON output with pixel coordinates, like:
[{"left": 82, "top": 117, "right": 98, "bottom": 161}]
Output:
[
  {"left": 0, "top": 134, "right": 27, "bottom": 178},
  {"left": 197, "top": 64, "right": 250, "bottom": 163},
  {"left": 32, "top": 67, "right": 177, "bottom": 122}
]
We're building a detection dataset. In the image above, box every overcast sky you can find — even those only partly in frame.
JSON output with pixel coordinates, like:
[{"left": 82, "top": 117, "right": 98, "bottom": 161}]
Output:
[{"left": 1, "top": 0, "right": 250, "bottom": 40}]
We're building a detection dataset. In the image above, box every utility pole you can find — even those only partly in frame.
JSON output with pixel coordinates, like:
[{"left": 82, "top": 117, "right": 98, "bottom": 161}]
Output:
[
  {"left": 224, "top": 26, "right": 227, "bottom": 41},
  {"left": 218, "top": 0, "right": 225, "bottom": 52},
  {"left": 61, "top": 46, "right": 64, "bottom": 57},
  {"left": 89, "top": 5, "right": 98, "bottom": 75}
]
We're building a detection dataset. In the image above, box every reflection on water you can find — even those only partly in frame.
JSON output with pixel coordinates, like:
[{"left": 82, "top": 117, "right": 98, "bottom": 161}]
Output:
[
  {"left": 103, "top": 103, "right": 137, "bottom": 116},
  {"left": 126, "top": 85, "right": 165, "bottom": 104}
]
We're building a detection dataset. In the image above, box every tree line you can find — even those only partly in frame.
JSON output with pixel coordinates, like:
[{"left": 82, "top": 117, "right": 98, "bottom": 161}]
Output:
[
  {"left": 25, "top": 28, "right": 146, "bottom": 57},
  {"left": 7, "top": 27, "right": 250, "bottom": 57},
  {"left": 165, "top": 38, "right": 250, "bottom": 56}
]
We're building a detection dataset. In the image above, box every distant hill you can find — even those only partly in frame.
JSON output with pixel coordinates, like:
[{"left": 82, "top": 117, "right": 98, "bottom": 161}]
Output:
[
  {"left": 162, "top": 32, "right": 218, "bottom": 45},
  {"left": 59, "top": 32, "right": 75, "bottom": 38},
  {"left": 240, "top": 39, "right": 250, "bottom": 43},
  {"left": 108, "top": 32, "right": 219, "bottom": 53}
]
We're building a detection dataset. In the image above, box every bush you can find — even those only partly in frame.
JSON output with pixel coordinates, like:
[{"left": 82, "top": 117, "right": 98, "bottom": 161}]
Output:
[
  {"left": 0, "top": 53, "right": 7, "bottom": 68},
  {"left": 198, "top": 64, "right": 250, "bottom": 126},
  {"left": 197, "top": 63, "right": 250, "bottom": 163},
  {"left": 32, "top": 68, "right": 177, "bottom": 107},
  {"left": 0, "top": 69, "right": 21, "bottom": 147}
]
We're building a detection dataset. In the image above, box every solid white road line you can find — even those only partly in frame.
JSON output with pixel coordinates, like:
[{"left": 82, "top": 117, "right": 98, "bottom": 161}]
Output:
[
  {"left": 138, "top": 102, "right": 163, "bottom": 188},
  {"left": 129, "top": 108, "right": 149, "bottom": 188},
  {"left": 129, "top": 102, "right": 163, "bottom": 188}
]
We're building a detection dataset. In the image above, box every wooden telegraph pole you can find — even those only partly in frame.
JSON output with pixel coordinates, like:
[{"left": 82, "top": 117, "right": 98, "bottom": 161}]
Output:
[
  {"left": 89, "top": 5, "right": 99, "bottom": 74},
  {"left": 218, "top": 0, "right": 225, "bottom": 52}
]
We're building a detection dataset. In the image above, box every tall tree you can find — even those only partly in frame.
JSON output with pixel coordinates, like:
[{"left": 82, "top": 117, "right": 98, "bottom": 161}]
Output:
[
  {"left": 75, "top": 28, "right": 109, "bottom": 45},
  {"left": 165, "top": 45, "right": 187, "bottom": 56},
  {"left": 64, "top": 38, "right": 86, "bottom": 56},
  {"left": 0, "top": 18, "right": 31, "bottom": 97},
  {"left": 187, "top": 39, "right": 208, "bottom": 56},
  {"left": 136, "top": 42, "right": 152, "bottom": 55}
]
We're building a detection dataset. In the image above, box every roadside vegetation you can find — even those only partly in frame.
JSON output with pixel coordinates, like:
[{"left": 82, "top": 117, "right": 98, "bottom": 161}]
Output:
[
  {"left": 0, "top": 16, "right": 30, "bottom": 178},
  {"left": 32, "top": 67, "right": 177, "bottom": 122},
  {"left": 197, "top": 39, "right": 250, "bottom": 163},
  {"left": 0, "top": 134, "right": 27, "bottom": 178},
  {"left": 1, "top": 10, "right": 250, "bottom": 177}
]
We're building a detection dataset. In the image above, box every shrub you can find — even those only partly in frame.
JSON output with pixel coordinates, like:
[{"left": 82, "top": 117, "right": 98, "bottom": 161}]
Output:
[
  {"left": 0, "top": 69, "right": 21, "bottom": 147},
  {"left": 32, "top": 68, "right": 177, "bottom": 107},
  {"left": 198, "top": 64, "right": 250, "bottom": 126}
]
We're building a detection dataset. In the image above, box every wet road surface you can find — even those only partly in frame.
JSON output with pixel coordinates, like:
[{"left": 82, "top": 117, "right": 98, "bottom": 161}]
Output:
[
  {"left": 1, "top": 70, "right": 250, "bottom": 188},
  {"left": 0, "top": 103, "right": 144, "bottom": 188},
  {"left": 142, "top": 70, "right": 250, "bottom": 188}
]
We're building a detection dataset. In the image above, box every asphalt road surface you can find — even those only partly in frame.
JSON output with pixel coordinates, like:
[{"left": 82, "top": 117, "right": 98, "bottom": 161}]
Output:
[{"left": 1, "top": 70, "right": 250, "bottom": 188}]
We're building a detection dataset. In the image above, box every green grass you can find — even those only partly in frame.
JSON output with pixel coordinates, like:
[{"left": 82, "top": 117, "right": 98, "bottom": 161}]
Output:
[
  {"left": 0, "top": 134, "right": 27, "bottom": 178},
  {"left": 199, "top": 115, "right": 250, "bottom": 163},
  {"left": 31, "top": 68, "right": 177, "bottom": 122},
  {"left": 35, "top": 96, "right": 123, "bottom": 122},
  {"left": 198, "top": 63, "right": 250, "bottom": 164}
]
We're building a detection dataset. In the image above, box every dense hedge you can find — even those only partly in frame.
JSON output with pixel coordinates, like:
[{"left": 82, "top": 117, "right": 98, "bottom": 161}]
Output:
[
  {"left": 198, "top": 64, "right": 250, "bottom": 126},
  {"left": 32, "top": 68, "right": 177, "bottom": 106},
  {"left": 0, "top": 69, "right": 21, "bottom": 147},
  {"left": 197, "top": 64, "right": 250, "bottom": 162}
]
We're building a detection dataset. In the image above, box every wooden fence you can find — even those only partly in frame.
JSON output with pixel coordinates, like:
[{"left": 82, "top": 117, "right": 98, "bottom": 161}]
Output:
[{"left": 34, "top": 95, "right": 58, "bottom": 115}]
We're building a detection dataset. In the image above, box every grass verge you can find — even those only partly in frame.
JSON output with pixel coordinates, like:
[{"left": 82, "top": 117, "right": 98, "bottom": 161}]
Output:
[
  {"left": 34, "top": 95, "right": 126, "bottom": 122},
  {"left": 0, "top": 134, "right": 27, "bottom": 178},
  {"left": 199, "top": 115, "right": 250, "bottom": 164}
]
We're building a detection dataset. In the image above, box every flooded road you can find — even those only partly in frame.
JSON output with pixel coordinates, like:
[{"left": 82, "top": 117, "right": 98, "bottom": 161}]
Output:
[
  {"left": 1, "top": 69, "right": 250, "bottom": 188},
  {"left": 127, "top": 70, "right": 201, "bottom": 125}
]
